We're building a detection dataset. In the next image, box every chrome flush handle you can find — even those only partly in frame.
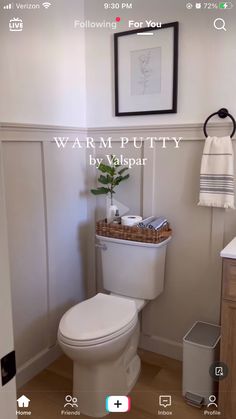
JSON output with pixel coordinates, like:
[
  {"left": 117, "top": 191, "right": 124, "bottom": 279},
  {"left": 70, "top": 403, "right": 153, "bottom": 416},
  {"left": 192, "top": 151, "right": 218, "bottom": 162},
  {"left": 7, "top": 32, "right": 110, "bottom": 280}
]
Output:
[{"left": 95, "top": 243, "right": 107, "bottom": 250}]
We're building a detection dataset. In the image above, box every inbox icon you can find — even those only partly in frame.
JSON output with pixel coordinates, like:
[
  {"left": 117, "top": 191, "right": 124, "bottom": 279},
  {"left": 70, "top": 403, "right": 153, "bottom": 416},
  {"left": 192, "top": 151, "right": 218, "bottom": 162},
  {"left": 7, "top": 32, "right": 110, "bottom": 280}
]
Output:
[
  {"left": 106, "top": 396, "right": 131, "bottom": 413},
  {"left": 159, "top": 395, "right": 172, "bottom": 408}
]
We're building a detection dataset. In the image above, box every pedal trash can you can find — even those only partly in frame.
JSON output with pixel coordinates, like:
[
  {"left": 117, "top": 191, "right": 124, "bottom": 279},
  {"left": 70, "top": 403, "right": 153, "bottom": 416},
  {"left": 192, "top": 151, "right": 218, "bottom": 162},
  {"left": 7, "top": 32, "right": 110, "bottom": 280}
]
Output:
[{"left": 182, "top": 321, "right": 221, "bottom": 406}]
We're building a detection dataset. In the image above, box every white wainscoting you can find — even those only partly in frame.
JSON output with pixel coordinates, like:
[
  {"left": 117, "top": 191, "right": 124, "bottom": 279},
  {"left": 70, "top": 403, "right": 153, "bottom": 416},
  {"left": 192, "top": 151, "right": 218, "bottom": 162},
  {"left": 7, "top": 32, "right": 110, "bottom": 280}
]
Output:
[
  {"left": 0, "top": 124, "right": 91, "bottom": 387},
  {"left": 88, "top": 122, "right": 236, "bottom": 362},
  {"left": 0, "top": 121, "right": 235, "bottom": 381}
]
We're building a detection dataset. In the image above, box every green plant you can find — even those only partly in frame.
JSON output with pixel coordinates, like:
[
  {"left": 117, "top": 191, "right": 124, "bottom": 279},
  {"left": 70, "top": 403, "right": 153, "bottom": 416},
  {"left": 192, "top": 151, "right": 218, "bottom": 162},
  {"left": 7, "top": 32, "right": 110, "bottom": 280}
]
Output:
[{"left": 90, "top": 156, "right": 130, "bottom": 205}]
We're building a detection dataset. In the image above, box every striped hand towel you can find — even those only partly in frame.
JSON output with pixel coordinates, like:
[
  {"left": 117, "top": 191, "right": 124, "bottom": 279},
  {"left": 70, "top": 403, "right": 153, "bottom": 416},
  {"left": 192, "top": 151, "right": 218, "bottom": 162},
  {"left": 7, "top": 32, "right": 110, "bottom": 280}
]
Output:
[{"left": 198, "top": 136, "right": 235, "bottom": 209}]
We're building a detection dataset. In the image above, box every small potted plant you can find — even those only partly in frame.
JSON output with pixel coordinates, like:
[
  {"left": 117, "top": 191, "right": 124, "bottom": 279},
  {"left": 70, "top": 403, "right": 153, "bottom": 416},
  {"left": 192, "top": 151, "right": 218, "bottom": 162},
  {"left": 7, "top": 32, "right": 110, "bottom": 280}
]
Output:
[{"left": 91, "top": 155, "right": 130, "bottom": 222}]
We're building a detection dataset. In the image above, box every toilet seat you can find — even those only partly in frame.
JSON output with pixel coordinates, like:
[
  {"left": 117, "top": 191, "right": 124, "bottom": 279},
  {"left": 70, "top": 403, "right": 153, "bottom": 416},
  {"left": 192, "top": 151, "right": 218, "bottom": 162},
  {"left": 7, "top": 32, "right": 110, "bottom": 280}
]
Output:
[{"left": 58, "top": 293, "right": 138, "bottom": 347}]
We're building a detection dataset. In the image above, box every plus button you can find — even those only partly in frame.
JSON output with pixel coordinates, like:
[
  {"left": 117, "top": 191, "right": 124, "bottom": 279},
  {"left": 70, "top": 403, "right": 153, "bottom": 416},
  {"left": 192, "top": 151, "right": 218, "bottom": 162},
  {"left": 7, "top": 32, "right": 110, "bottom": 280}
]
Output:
[{"left": 114, "top": 400, "right": 122, "bottom": 409}]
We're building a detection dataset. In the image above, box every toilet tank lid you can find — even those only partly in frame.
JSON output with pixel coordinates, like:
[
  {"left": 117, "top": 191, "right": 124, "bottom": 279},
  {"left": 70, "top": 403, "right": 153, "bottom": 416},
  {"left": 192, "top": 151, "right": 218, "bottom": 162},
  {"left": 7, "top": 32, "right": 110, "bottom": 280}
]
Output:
[
  {"left": 96, "top": 234, "right": 172, "bottom": 248},
  {"left": 59, "top": 293, "right": 137, "bottom": 341}
]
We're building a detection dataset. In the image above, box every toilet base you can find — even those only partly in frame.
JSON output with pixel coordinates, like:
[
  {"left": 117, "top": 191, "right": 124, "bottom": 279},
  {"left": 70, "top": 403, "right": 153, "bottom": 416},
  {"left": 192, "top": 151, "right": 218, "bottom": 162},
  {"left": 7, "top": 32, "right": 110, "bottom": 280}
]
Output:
[
  {"left": 73, "top": 354, "right": 140, "bottom": 417},
  {"left": 72, "top": 325, "right": 140, "bottom": 417}
]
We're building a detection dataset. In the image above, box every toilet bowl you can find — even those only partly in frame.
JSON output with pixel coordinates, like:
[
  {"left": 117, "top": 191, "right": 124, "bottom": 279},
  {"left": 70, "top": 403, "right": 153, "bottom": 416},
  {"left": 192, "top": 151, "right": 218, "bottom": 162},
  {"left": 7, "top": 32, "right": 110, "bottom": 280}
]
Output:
[
  {"left": 58, "top": 234, "right": 171, "bottom": 417},
  {"left": 58, "top": 293, "right": 143, "bottom": 417}
]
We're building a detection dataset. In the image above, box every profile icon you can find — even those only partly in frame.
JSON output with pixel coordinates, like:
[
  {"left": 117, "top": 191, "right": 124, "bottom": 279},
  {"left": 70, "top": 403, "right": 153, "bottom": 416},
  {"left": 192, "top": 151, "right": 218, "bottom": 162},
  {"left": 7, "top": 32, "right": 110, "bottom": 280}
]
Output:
[{"left": 207, "top": 395, "right": 218, "bottom": 408}]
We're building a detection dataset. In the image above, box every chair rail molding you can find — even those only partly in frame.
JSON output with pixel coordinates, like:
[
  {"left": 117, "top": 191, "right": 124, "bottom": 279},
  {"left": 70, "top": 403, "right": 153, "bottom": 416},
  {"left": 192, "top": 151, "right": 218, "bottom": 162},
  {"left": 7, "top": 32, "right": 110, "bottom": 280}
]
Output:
[{"left": 0, "top": 121, "right": 235, "bottom": 142}]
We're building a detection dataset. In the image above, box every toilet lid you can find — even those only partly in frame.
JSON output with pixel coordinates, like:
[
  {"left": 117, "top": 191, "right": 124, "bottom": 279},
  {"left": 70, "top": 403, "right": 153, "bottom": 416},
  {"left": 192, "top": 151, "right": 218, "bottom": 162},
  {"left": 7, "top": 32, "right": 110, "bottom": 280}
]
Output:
[{"left": 59, "top": 293, "right": 137, "bottom": 343}]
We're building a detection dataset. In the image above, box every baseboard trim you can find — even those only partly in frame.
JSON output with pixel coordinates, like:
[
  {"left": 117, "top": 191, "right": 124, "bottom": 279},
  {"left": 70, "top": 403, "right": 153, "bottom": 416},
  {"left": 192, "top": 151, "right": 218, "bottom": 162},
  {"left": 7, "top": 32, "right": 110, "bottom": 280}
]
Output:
[
  {"left": 139, "top": 334, "right": 183, "bottom": 361},
  {"left": 16, "top": 345, "right": 62, "bottom": 388}
]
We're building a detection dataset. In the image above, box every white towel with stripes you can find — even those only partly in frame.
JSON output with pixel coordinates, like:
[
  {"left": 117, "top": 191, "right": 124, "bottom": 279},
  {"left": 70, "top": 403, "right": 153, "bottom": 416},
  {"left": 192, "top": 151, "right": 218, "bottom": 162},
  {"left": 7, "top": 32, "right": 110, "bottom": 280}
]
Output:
[{"left": 198, "top": 136, "right": 235, "bottom": 209}]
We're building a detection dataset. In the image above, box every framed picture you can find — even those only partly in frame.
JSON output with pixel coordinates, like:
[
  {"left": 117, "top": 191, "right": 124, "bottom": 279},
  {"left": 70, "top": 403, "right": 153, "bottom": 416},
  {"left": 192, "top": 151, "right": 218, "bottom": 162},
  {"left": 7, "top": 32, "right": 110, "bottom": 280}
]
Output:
[{"left": 114, "top": 22, "right": 179, "bottom": 116}]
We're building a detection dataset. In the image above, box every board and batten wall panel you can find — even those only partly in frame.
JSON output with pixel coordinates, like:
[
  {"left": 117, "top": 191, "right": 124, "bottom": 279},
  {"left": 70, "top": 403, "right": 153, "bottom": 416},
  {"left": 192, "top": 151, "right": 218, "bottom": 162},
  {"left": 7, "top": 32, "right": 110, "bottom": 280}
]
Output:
[
  {"left": 2, "top": 142, "right": 48, "bottom": 368},
  {"left": 221, "top": 143, "right": 236, "bottom": 246},
  {"left": 141, "top": 139, "right": 236, "bottom": 359},
  {"left": 90, "top": 124, "right": 236, "bottom": 361},
  {"left": 43, "top": 142, "right": 88, "bottom": 345},
  {"left": 0, "top": 141, "right": 17, "bottom": 417},
  {"left": 2, "top": 122, "right": 236, "bottom": 380},
  {"left": 1, "top": 131, "right": 89, "bottom": 386}
]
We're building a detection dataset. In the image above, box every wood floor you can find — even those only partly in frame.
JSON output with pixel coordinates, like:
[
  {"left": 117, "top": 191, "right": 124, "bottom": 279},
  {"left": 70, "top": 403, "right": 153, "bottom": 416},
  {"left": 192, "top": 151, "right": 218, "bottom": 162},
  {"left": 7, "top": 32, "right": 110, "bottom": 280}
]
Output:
[{"left": 18, "top": 349, "right": 205, "bottom": 419}]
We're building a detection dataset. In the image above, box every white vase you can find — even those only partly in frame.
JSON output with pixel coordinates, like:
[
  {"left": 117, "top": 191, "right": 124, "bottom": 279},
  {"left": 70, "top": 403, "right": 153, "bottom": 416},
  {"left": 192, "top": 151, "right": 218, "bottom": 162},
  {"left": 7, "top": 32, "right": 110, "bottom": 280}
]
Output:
[{"left": 106, "top": 197, "right": 117, "bottom": 223}]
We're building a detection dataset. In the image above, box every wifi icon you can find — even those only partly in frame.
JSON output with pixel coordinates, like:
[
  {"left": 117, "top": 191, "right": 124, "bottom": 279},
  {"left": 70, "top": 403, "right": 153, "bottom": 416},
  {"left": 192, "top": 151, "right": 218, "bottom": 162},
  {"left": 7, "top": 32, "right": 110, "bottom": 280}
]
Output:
[{"left": 42, "top": 2, "right": 51, "bottom": 8}]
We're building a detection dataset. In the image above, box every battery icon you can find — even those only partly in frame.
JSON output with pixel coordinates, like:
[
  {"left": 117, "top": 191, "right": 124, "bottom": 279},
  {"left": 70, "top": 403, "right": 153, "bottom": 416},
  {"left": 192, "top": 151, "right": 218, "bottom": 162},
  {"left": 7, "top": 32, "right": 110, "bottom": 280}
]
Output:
[{"left": 219, "top": 2, "right": 233, "bottom": 8}]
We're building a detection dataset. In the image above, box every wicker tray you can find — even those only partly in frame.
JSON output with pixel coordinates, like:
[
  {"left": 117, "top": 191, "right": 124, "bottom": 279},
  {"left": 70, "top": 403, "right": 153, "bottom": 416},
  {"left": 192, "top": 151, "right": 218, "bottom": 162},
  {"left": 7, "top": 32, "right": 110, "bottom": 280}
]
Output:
[{"left": 96, "top": 219, "right": 172, "bottom": 244}]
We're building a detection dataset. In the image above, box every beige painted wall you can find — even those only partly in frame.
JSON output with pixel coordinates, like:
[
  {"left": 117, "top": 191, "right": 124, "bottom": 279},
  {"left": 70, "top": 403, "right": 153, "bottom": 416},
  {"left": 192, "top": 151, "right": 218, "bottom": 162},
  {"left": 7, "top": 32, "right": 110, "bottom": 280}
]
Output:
[
  {"left": 1, "top": 122, "right": 236, "bottom": 371},
  {"left": 142, "top": 140, "right": 223, "bottom": 357},
  {"left": 0, "top": 142, "right": 17, "bottom": 418},
  {"left": 0, "top": 126, "right": 89, "bottom": 385},
  {"left": 91, "top": 124, "right": 236, "bottom": 360}
]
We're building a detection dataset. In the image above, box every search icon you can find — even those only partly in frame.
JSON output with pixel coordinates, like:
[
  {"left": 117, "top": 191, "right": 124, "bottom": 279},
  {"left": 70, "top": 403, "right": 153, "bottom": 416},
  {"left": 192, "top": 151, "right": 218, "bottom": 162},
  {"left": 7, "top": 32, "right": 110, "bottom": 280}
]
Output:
[{"left": 214, "top": 18, "right": 227, "bottom": 31}]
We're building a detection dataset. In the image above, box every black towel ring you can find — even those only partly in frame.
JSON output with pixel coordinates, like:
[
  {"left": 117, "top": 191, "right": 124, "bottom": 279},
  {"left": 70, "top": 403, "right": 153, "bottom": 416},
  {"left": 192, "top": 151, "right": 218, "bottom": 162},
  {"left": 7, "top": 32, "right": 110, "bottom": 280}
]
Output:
[{"left": 203, "top": 108, "right": 236, "bottom": 138}]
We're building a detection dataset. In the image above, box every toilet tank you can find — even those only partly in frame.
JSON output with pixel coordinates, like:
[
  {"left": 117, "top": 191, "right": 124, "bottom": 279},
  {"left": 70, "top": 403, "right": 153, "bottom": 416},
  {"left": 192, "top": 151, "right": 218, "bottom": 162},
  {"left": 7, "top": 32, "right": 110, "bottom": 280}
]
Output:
[{"left": 96, "top": 235, "right": 171, "bottom": 300}]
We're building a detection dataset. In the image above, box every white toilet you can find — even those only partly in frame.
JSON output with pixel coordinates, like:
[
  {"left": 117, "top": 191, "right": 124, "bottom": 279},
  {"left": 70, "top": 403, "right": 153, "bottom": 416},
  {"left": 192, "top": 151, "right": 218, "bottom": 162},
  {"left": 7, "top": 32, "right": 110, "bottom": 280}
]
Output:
[{"left": 58, "top": 234, "right": 171, "bottom": 417}]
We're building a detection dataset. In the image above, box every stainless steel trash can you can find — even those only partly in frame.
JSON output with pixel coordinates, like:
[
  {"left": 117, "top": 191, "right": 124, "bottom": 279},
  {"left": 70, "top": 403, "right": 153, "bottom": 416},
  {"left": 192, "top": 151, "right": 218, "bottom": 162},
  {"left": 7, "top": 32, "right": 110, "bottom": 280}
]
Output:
[{"left": 182, "top": 321, "right": 221, "bottom": 406}]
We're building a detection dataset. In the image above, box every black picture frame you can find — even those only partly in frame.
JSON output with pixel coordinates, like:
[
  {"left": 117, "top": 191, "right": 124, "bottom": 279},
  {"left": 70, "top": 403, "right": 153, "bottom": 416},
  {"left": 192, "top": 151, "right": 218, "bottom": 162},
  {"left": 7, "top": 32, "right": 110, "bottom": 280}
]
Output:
[{"left": 114, "top": 22, "right": 179, "bottom": 116}]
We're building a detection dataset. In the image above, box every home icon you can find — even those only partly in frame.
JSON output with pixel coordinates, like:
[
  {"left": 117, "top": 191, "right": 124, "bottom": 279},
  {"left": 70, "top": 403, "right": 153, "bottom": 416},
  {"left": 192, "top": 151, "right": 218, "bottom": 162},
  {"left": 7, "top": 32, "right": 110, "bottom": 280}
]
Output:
[{"left": 17, "top": 395, "right": 30, "bottom": 408}]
